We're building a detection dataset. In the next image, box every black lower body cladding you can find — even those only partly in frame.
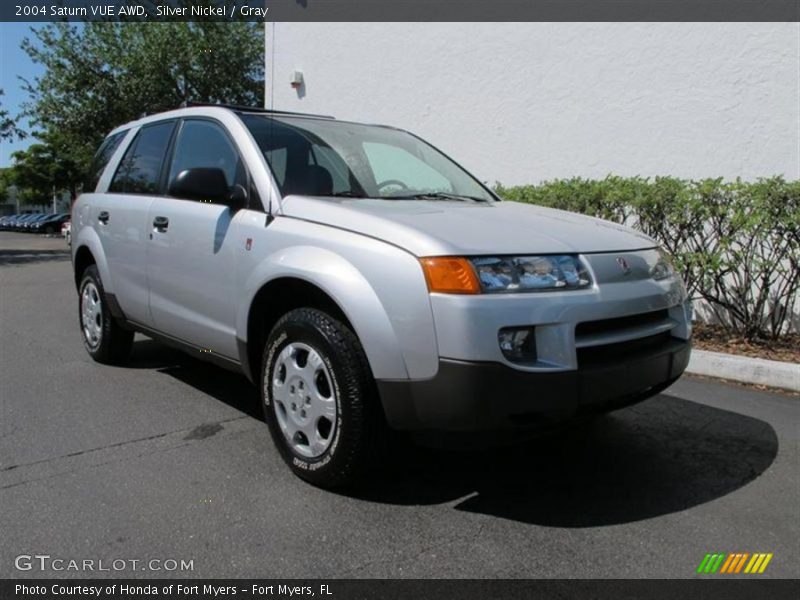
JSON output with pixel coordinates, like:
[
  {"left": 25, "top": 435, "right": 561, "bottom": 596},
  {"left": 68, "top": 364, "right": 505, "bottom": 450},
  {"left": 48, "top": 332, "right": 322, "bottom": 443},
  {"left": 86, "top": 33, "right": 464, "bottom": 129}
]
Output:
[{"left": 377, "top": 337, "right": 691, "bottom": 431}]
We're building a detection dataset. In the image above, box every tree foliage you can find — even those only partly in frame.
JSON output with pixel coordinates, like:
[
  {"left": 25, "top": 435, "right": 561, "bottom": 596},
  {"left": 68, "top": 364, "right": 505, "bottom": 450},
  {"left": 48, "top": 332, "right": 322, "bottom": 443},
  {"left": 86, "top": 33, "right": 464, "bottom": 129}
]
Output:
[
  {"left": 8, "top": 140, "right": 84, "bottom": 204},
  {"left": 17, "top": 20, "right": 264, "bottom": 198},
  {"left": 1, "top": 90, "right": 25, "bottom": 141}
]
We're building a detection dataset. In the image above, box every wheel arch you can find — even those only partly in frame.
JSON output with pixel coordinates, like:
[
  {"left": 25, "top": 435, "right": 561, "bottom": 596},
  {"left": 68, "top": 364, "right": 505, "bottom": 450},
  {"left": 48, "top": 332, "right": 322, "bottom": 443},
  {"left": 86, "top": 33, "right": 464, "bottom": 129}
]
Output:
[
  {"left": 237, "top": 246, "right": 410, "bottom": 384},
  {"left": 73, "top": 245, "right": 96, "bottom": 289},
  {"left": 72, "top": 227, "right": 113, "bottom": 293}
]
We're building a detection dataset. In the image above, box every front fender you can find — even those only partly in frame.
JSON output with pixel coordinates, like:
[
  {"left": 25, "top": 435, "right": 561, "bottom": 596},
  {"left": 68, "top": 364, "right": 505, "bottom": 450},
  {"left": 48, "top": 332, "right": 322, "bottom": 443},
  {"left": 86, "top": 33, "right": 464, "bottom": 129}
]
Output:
[{"left": 237, "top": 245, "right": 411, "bottom": 380}]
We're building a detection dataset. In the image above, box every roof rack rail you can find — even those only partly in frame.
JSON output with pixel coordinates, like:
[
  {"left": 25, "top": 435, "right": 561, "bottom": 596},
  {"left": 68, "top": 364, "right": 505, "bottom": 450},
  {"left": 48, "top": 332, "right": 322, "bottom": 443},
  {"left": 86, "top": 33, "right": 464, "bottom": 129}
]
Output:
[{"left": 179, "top": 101, "right": 335, "bottom": 119}]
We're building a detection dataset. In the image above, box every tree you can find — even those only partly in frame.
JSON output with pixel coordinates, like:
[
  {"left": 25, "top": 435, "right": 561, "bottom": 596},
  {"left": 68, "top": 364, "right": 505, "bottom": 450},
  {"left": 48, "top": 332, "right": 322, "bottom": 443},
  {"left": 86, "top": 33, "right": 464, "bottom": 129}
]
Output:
[
  {"left": 8, "top": 137, "right": 84, "bottom": 203},
  {"left": 0, "top": 169, "right": 11, "bottom": 203},
  {"left": 0, "top": 89, "right": 24, "bottom": 141},
  {"left": 21, "top": 20, "right": 265, "bottom": 196}
]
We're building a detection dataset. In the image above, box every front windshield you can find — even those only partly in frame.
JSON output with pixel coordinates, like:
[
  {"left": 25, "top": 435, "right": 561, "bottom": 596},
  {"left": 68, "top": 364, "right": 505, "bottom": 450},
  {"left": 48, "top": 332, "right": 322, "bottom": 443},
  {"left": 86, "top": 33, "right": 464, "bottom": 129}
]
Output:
[{"left": 240, "top": 114, "right": 495, "bottom": 202}]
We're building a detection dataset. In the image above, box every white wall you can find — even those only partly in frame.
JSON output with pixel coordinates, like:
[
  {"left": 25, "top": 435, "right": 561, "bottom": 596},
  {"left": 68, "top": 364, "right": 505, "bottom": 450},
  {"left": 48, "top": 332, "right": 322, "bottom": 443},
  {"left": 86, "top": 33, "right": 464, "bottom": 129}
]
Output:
[{"left": 267, "top": 23, "right": 799, "bottom": 185}]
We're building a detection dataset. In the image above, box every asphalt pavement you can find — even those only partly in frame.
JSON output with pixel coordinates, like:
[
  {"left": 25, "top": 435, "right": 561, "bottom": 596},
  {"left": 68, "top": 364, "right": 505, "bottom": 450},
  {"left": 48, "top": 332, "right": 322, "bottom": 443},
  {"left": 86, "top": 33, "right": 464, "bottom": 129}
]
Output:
[{"left": 1, "top": 231, "right": 798, "bottom": 579}]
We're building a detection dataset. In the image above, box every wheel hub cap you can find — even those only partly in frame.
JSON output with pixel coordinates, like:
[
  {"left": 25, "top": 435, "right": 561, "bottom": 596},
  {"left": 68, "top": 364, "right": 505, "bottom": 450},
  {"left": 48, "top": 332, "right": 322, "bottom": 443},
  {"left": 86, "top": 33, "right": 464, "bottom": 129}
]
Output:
[
  {"left": 81, "top": 282, "right": 103, "bottom": 349},
  {"left": 272, "top": 342, "right": 337, "bottom": 458}
]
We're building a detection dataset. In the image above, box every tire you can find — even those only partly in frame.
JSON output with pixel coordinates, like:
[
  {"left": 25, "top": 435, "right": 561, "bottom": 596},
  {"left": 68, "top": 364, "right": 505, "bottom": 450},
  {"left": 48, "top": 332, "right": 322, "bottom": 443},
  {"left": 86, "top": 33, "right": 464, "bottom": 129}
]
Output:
[
  {"left": 45, "top": 226, "right": 54, "bottom": 235},
  {"left": 78, "top": 265, "right": 134, "bottom": 365},
  {"left": 261, "top": 308, "right": 383, "bottom": 488}
]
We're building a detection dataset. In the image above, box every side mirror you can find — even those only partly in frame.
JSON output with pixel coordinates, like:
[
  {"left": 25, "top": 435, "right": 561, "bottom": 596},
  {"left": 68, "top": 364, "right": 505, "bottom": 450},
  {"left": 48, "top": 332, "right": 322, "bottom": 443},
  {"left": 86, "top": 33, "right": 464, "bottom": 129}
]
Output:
[
  {"left": 227, "top": 184, "right": 248, "bottom": 212},
  {"left": 169, "top": 168, "right": 246, "bottom": 210}
]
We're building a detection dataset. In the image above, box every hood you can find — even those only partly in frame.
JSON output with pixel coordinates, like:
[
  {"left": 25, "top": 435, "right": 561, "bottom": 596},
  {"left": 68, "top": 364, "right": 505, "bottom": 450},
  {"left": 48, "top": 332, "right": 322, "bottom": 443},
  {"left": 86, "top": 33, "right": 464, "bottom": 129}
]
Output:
[{"left": 279, "top": 196, "right": 657, "bottom": 257}]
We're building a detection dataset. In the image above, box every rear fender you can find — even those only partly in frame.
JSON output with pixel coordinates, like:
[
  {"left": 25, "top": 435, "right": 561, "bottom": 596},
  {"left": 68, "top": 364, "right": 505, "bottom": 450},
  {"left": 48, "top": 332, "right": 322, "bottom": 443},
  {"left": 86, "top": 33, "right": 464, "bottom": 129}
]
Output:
[{"left": 72, "top": 226, "right": 113, "bottom": 293}]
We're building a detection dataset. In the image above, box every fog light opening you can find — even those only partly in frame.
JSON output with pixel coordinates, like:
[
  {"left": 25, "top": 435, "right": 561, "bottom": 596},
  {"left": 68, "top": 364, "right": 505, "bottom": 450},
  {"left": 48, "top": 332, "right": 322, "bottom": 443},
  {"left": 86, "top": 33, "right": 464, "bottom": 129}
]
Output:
[{"left": 498, "top": 327, "right": 537, "bottom": 363}]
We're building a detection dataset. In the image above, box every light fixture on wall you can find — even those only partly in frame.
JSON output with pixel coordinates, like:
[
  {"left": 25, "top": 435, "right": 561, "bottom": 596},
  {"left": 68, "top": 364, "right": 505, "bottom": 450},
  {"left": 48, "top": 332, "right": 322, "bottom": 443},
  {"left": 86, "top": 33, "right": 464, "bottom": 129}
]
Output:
[{"left": 290, "top": 71, "right": 304, "bottom": 89}]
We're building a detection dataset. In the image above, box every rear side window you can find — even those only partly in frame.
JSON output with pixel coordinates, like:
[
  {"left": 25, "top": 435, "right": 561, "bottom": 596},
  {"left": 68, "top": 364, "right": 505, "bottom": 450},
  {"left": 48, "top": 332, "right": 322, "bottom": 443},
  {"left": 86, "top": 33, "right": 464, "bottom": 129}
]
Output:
[
  {"left": 109, "top": 121, "right": 175, "bottom": 195},
  {"left": 86, "top": 131, "right": 125, "bottom": 192}
]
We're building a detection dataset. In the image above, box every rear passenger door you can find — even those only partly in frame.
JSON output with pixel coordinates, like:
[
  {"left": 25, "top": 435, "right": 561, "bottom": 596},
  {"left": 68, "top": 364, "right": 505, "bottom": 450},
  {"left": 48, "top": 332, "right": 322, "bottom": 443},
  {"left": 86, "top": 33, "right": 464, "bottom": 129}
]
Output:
[
  {"left": 100, "top": 121, "right": 176, "bottom": 326},
  {"left": 145, "top": 118, "right": 249, "bottom": 359}
]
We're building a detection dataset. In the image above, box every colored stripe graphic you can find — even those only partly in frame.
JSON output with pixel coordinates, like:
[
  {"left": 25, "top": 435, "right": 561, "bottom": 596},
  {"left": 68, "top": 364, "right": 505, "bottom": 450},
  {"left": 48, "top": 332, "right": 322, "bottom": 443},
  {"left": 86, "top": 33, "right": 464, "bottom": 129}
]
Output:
[
  {"left": 710, "top": 554, "right": 725, "bottom": 573},
  {"left": 719, "top": 554, "right": 736, "bottom": 573},
  {"left": 734, "top": 553, "right": 749, "bottom": 573},
  {"left": 703, "top": 554, "right": 719, "bottom": 573},
  {"left": 697, "top": 554, "right": 712, "bottom": 573},
  {"left": 699, "top": 552, "right": 773, "bottom": 574},
  {"left": 745, "top": 554, "right": 760, "bottom": 573},
  {"left": 724, "top": 554, "right": 741, "bottom": 573},
  {"left": 758, "top": 554, "right": 773, "bottom": 573}
]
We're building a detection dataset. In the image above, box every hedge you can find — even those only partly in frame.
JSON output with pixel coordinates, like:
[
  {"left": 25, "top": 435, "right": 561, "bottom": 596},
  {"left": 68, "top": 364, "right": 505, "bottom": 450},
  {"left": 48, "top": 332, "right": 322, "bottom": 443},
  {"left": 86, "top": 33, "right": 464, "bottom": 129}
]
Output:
[{"left": 494, "top": 176, "right": 800, "bottom": 341}]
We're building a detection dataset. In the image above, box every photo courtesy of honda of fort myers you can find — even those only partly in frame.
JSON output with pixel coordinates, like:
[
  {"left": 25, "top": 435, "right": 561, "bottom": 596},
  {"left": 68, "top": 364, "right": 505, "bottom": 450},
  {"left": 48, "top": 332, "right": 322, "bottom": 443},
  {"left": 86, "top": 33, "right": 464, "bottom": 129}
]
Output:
[{"left": 71, "top": 104, "right": 692, "bottom": 488}]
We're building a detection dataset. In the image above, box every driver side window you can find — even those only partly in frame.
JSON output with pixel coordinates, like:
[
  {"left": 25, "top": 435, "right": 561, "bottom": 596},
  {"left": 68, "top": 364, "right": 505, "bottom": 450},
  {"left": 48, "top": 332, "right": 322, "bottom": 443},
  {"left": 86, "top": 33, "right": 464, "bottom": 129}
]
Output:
[
  {"left": 362, "top": 142, "right": 451, "bottom": 196},
  {"left": 167, "top": 120, "right": 246, "bottom": 199}
]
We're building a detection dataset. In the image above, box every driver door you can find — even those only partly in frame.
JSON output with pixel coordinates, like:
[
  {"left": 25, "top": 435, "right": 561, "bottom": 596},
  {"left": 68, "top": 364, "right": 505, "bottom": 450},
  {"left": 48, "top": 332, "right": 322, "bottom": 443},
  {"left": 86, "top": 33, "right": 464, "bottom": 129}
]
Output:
[{"left": 146, "top": 118, "right": 249, "bottom": 359}]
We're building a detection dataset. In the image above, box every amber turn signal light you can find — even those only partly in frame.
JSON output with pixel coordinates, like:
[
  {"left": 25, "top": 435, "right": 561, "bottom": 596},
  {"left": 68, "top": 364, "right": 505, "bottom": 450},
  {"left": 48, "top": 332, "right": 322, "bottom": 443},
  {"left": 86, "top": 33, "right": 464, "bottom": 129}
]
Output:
[{"left": 420, "top": 257, "right": 481, "bottom": 294}]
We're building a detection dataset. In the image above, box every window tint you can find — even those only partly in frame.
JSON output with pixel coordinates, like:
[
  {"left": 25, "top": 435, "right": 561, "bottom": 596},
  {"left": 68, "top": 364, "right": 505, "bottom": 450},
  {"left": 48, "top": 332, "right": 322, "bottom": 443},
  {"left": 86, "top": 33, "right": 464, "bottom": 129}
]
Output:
[
  {"left": 265, "top": 147, "right": 287, "bottom": 187},
  {"left": 109, "top": 122, "right": 175, "bottom": 195},
  {"left": 362, "top": 142, "right": 451, "bottom": 194},
  {"left": 86, "top": 131, "right": 125, "bottom": 192},
  {"left": 240, "top": 114, "right": 493, "bottom": 201},
  {"left": 310, "top": 146, "right": 351, "bottom": 194},
  {"left": 167, "top": 120, "right": 246, "bottom": 195}
]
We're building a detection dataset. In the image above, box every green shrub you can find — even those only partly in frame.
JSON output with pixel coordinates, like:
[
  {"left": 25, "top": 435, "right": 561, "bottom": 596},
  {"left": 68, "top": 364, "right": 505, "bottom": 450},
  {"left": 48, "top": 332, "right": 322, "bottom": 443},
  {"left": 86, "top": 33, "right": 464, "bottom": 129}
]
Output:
[{"left": 495, "top": 176, "right": 800, "bottom": 341}]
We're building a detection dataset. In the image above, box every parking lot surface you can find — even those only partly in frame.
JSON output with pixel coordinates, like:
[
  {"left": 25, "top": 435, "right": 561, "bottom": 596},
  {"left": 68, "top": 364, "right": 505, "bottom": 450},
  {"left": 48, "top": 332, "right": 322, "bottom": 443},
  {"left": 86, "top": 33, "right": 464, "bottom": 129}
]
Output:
[{"left": 1, "top": 231, "right": 798, "bottom": 578}]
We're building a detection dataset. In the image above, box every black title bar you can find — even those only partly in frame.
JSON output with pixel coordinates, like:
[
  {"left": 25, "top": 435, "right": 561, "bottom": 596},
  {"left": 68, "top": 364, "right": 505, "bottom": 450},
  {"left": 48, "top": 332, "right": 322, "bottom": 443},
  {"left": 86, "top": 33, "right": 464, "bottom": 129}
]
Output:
[{"left": 1, "top": 0, "right": 799, "bottom": 23}]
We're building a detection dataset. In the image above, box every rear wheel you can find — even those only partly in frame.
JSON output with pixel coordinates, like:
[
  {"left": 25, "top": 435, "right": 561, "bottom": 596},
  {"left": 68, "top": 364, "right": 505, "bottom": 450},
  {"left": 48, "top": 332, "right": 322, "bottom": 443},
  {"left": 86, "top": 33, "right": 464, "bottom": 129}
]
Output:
[
  {"left": 261, "top": 308, "right": 383, "bottom": 488},
  {"left": 78, "top": 265, "right": 134, "bottom": 364}
]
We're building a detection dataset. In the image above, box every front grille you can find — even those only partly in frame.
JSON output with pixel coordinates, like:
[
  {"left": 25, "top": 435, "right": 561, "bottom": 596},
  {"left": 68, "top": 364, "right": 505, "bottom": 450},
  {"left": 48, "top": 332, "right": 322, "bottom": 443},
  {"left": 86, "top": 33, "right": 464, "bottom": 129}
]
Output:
[
  {"left": 575, "top": 309, "right": 669, "bottom": 338},
  {"left": 577, "top": 331, "right": 672, "bottom": 368}
]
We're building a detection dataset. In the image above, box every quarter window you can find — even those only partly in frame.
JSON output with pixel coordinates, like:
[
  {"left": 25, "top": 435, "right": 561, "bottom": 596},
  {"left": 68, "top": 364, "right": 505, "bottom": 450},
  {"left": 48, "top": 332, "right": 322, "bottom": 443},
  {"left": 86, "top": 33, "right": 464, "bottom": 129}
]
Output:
[
  {"left": 109, "top": 122, "right": 175, "bottom": 195},
  {"left": 86, "top": 131, "right": 125, "bottom": 192}
]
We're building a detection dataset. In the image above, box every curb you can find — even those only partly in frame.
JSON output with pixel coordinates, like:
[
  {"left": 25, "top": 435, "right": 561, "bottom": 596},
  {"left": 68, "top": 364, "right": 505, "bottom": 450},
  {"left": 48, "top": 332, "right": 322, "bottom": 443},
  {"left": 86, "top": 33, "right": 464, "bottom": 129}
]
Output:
[{"left": 687, "top": 349, "right": 800, "bottom": 392}]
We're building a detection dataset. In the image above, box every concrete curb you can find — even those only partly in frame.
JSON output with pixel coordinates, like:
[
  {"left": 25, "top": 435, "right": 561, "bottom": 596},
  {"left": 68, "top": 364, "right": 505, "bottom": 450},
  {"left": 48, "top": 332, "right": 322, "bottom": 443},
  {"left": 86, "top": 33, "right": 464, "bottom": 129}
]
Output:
[{"left": 687, "top": 349, "right": 800, "bottom": 392}]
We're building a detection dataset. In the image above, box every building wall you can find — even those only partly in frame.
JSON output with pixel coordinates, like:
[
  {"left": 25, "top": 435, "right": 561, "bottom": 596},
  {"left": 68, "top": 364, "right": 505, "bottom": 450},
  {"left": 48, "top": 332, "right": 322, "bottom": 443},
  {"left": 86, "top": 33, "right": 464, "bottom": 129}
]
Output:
[{"left": 266, "top": 23, "right": 799, "bottom": 186}]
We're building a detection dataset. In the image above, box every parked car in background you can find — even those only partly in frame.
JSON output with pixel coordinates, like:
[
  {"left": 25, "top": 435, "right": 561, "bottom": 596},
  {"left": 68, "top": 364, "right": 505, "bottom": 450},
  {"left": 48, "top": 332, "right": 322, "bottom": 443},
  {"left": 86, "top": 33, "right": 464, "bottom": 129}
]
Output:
[
  {"left": 18, "top": 214, "right": 36, "bottom": 231},
  {"left": 23, "top": 214, "right": 51, "bottom": 232},
  {"left": 2, "top": 214, "right": 22, "bottom": 230},
  {"left": 2, "top": 214, "right": 28, "bottom": 230},
  {"left": 31, "top": 213, "right": 70, "bottom": 234},
  {"left": 12, "top": 214, "right": 41, "bottom": 231},
  {"left": 62, "top": 220, "right": 71, "bottom": 246}
]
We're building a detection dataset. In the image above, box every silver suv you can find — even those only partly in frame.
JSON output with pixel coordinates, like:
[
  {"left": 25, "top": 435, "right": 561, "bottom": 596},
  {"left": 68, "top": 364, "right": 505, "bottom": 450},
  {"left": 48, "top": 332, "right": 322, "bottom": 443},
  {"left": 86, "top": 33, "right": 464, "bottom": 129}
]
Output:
[{"left": 72, "top": 105, "right": 692, "bottom": 487}]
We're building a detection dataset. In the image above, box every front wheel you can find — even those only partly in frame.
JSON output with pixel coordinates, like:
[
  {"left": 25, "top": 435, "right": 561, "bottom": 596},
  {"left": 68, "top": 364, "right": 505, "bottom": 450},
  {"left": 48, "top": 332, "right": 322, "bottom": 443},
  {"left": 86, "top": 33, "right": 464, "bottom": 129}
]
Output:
[
  {"left": 261, "top": 308, "right": 383, "bottom": 488},
  {"left": 78, "top": 265, "right": 134, "bottom": 364}
]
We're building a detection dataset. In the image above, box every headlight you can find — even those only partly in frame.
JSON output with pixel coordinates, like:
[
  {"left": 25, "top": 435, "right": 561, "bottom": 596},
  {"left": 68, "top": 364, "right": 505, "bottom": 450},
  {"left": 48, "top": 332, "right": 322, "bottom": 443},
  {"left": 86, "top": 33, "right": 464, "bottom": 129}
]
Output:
[
  {"left": 650, "top": 248, "right": 676, "bottom": 281},
  {"left": 471, "top": 255, "right": 591, "bottom": 293}
]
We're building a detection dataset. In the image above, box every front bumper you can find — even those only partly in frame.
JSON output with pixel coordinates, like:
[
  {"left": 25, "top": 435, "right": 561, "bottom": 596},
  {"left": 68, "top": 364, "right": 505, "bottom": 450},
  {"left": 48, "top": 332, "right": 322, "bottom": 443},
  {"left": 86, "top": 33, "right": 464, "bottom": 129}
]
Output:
[{"left": 378, "top": 335, "right": 691, "bottom": 431}]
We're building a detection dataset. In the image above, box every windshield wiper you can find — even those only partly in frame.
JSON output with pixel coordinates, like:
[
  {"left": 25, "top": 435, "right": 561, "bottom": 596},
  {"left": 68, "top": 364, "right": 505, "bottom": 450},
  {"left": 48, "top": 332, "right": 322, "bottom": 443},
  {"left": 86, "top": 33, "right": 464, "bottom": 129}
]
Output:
[
  {"left": 330, "top": 191, "right": 368, "bottom": 198},
  {"left": 386, "top": 192, "right": 489, "bottom": 203}
]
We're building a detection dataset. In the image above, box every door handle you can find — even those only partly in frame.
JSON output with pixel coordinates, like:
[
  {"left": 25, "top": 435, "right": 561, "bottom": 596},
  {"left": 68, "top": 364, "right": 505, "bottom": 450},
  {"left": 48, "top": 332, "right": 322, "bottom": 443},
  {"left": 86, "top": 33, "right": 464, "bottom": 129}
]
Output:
[
  {"left": 98, "top": 211, "right": 110, "bottom": 225},
  {"left": 153, "top": 216, "right": 169, "bottom": 232}
]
